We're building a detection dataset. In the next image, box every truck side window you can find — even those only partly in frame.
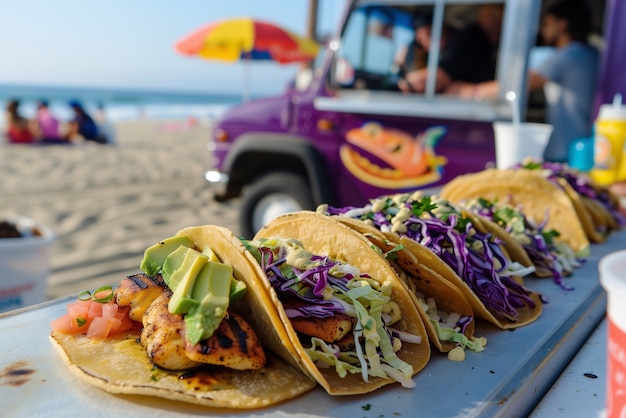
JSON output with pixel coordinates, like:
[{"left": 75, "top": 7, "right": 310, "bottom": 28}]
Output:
[{"left": 334, "top": 5, "right": 414, "bottom": 91}]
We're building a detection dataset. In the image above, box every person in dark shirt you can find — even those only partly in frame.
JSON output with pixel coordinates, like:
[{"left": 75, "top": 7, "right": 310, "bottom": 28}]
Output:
[
  {"left": 401, "top": 4, "right": 504, "bottom": 93},
  {"left": 66, "top": 100, "right": 100, "bottom": 143}
]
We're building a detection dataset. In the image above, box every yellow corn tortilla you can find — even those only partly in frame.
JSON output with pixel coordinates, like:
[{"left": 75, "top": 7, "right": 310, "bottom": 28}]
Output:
[
  {"left": 555, "top": 177, "right": 607, "bottom": 243},
  {"left": 440, "top": 168, "right": 590, "bottom": 255},
  {"left": 582, "top": 196, "right": 617, "bottom": 232},
  {"left": 49, "top": 225, "right": 316, "bottom": 409},
  {"left": 250, "top": 211, "right": 431, "bottom": 395},
  {"left": 328, "top": 215, "right": 480, "bottom": 353},
  {"left": 50, "top": 331, "right": 314, "bottom": 409}
]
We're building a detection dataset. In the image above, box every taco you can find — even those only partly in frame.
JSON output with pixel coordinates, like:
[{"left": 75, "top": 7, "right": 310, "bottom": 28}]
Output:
[
  {"left": 440, "top": 167, "right": 591, "bottom": 255},
  {"left": 49, "top": 225, "right": 316, "bottom": 409},
  {"left": 514, "top": 160, "right": 626, "bottom": 241},
  {"left": 320, "top": 192, "right": 543, "bottom": 330},
  {"left": 240, "top": 212, "right": 431, "bottom": 395},
  {"left": 453, "top": 197, "right": 584, "bottom": 289},
  {"left": 321, "top": 213, "right": 485, "bottom": 356}
]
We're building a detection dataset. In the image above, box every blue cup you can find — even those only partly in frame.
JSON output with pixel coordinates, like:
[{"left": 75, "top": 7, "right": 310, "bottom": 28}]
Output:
[{"left": 568, "top": 136, "right": 594, "bottom": 172}]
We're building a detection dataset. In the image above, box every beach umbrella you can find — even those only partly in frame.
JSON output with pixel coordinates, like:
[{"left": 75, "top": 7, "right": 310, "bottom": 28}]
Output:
[{"left": 175, "top": 18, "right": 320, "bottom": 102}]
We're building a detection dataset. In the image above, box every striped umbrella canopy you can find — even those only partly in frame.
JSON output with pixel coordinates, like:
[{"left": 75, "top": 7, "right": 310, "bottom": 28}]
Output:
[{"left": 175, "top": 18, "right": 320, "bottom": 100}]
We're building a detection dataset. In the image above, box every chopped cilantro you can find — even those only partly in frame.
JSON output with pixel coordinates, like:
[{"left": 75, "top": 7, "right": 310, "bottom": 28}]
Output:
[{"left": 410, "top": 196, "right": 437, "bottom": 218}]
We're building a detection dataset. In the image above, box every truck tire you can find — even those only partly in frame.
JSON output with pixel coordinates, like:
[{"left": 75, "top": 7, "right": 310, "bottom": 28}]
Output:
[{"left": 239, "top": 172, "right": 314, "bottom": 238}]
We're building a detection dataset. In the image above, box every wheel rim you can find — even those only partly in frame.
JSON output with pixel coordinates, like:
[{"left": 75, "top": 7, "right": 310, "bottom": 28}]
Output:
[{"left": 251, "top": 193, "right": 303, "bottom": 233}]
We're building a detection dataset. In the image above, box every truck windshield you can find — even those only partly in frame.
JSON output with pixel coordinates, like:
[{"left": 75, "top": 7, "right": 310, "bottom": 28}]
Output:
[{"left": 334, "top": 4, "right": 416, "bottom": 91}]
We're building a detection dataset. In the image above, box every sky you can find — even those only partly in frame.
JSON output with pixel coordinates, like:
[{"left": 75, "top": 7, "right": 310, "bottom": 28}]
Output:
[{"left": 0, "top": 0, "right": 343, "bottom": 96}]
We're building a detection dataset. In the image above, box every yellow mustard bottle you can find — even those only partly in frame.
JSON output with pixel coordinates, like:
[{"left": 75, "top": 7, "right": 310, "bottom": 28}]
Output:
[{"left": 590, "top": 94, "right": 626, "bottom": 185}]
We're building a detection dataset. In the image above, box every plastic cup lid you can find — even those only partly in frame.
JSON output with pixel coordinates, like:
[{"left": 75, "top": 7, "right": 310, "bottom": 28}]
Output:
[{"left": 598, "top": 94, "right": 626, "bottom": 120}]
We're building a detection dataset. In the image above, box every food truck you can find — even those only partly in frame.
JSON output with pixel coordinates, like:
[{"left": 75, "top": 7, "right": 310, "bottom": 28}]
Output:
[{"left": 205, "top": 0, "right": 621, "bottom": 238}]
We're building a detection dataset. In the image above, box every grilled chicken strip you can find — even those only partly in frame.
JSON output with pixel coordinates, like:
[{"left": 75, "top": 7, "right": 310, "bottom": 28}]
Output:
[
  {"left": 114, "top": 273, "right": 168, "bottom": 322},
  {"left": 142, "top": 292, "right": 266, "bottom": 371},
  {"left": 141, "top": 293, "right": 201, "bottom": 370},
  {"left": 290, "top": 315, "right": 354, "bottom": 343},
  {"left": 184, "top": 311, "right": 266, "bottom": 370}
]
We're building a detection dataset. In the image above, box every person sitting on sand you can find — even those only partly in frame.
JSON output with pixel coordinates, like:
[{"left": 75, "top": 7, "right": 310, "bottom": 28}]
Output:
[
  {"left": 66, "top": 100, "right": 100, "bottom": 143},
  {"left": 32, "top": 100, "right": 65, "bottom": 144},
  {"left": 5, "top": 100, "right": 35, "bottom": 144}
]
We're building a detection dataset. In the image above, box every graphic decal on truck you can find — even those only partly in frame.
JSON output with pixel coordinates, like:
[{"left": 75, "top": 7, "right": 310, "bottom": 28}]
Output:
[{"left": 340, "top": 122, "right": 447, "bottom": 189}]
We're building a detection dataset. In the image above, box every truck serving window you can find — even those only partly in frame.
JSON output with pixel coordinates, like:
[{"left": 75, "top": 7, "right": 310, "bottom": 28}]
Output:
[{"left": 321, "top": 0, "right": 541, "bottom": 122}]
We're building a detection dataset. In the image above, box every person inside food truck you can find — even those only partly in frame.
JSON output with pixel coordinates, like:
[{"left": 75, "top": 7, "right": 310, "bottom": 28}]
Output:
[
  {"left": 452, "top": 0, "right": 598, "bottom": 163},
  {"left": 395, "top": 13, "right": 433, "bottom": 78},
  {"left": 399, "top": 4, "right": 503, "bottom": 94}
]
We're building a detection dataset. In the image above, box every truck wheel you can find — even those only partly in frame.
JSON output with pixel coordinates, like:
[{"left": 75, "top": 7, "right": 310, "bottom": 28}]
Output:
[{"left": 239, "top": 172, "right": 314, "bottom": 238}]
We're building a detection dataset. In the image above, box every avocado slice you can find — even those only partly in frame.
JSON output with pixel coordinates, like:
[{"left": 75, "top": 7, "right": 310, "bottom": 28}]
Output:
[
  {"left": 184, "top": 262, "right": 233, "bottom": 345},
  {"left": 200, "top": 246, "right": 246, "bottom": 302},
  {"left": 140, "top": 235, "right": 194, "bottom": 276},
  {"left": 166, "top": 247, "right": 209, "bottom": 292},
  {"left": 229, "top": 280, "right": 247, "bottom": 303},
  {"left": 167, "top": 250, "right": 208, "bottom": 314},
  {"left": 201, "top": 247, "right": 220, "bottom": 262},
  {"left": 162, "top": 245, "right": 192, "bottom": 287}
]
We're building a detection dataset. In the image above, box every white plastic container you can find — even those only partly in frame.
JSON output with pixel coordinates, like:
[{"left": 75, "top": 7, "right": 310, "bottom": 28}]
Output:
[
  {"left": 599, "top": 249, "right": 626, "bottom": 418},
  {"left": 493, "top": 121, "right": 553, "bottom": 169},
  {"left": 0, "top": 216, "right": 55, "bottom": 313}
]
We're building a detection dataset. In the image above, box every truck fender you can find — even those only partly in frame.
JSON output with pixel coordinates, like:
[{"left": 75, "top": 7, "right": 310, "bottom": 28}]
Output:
[{"left": 221, "top": 133, "right": 334, "bottom": 206}]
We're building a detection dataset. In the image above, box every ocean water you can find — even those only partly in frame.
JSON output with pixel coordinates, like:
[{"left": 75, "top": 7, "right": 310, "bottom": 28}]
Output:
[{"left": 0, "top": 83, "right": 247, "bottom": 124}]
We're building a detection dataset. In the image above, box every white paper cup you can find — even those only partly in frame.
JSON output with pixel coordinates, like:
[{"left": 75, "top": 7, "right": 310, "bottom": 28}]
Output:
[
  {"left": 599, "top": 250, "right": 626, "bottom": 418},
  {"left": 0, "top": 216, "right": 55, "bottom": 313},
  {"left": 493, "top": 122, "right": 553, "bottom": 169}
]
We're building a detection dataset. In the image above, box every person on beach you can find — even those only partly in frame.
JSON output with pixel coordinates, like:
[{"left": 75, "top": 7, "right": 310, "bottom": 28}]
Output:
[
  {"left": 66, "top": 100, "right": 101, "bottom": 143},
  {"left": 31, "top": 100, "right": 65, "bottom": 144},
  {"left": 4, "top": 100, "right": 35, "bottom": 144}
]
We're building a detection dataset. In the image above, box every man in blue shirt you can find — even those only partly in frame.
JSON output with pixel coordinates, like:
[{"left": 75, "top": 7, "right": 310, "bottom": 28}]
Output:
[{"left": 528, "top": 0, "right": 598, "bottom": 162}]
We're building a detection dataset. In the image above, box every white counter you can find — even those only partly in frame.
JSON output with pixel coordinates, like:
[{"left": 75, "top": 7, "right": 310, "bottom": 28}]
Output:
[
  {"left": 1, "top": 231, "right": 623, "bottom": 417},
  {"left": 531, "top": 319, "right": 607, "bottom": 417}
]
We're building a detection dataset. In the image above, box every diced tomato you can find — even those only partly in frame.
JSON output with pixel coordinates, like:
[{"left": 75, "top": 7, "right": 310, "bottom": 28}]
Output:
[
  {"left": 50, "top": 313, "right": 86, "bottom": 335},
  {"left": 67, "top": 300, "right": 90, "bottom": 321},
  {"left": 111, "top": 315, "right": 134, "bottom": 335},
  {"left": 66, "top": 300, "right": 93, "bottom": 331},
  {"left": 115, "top": 306, "right": 130, "bottom": 320},
  {"left": 88, "top": 300, "right": 103, "bottom": 318},
  {"left": 50, "top": 291, "right": 138, "bottom": 339},
  {"left": 86, "top": 316, "right": 114, "bottom": 339},
  {"left": 101, "top": 302, "right": 118, "bottom": 319}
]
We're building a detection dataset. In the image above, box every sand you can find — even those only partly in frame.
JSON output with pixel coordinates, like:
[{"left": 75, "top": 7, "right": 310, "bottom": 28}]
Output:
[{"left": 1, "top": 117, "right": 241, "bottom": 300}]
